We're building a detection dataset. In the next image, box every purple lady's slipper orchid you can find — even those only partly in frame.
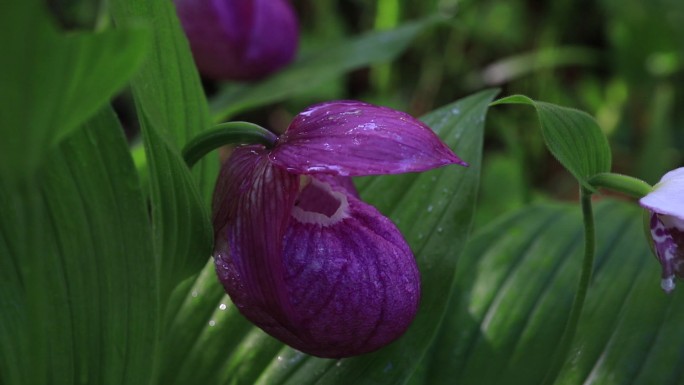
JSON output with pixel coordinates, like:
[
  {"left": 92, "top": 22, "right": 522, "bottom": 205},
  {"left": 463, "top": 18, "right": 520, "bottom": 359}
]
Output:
[
  {"left": 174, "top": 0, "right": 298, "bottom": 81},
  {"left": 639, "top": 167, "right": 684, "bottom": 293},
  {"left": 212, "top": 101, "right": 465, "bottom": 358}
]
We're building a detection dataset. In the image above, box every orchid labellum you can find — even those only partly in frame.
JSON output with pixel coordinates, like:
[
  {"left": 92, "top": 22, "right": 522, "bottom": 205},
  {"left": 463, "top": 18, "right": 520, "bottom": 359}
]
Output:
[
  {"left": 640, "top": 167, "right": 684, "bottom": 293},
  {"left": 212, "top": 101, "right": 465, "bottom": 357}
]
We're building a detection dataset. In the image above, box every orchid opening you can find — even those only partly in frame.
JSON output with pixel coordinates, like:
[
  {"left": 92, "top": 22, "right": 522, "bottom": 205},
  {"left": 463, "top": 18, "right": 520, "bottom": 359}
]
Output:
[
  {"left": 212, "top": 101, "right": 465, "bottom": 357},
  {"left": 639, "top": 167, "right": 684, "bottom": 293}
]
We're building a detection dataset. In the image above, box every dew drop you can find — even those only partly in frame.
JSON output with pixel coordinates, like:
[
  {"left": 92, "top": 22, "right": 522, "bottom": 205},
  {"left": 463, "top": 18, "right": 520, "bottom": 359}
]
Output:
[
  {"left": 427, "top": 205, "right": 433, "bottom": 213},
  {"left": 219, "top": 303, "right": 227, "bottom": 310},
  {"left": 208, "top": 320, "right": 216, "bottom": 327},
  {"left": 191, "top": 290, "right": 199, "bottom": 298}
]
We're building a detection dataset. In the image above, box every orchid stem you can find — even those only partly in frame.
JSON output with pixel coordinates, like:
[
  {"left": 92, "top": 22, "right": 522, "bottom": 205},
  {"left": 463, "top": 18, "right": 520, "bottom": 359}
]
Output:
[
  {"left": 587, "top": 172, "right": 652, "bottom": 199},
  {"left": 182, "top": 122, "right": 278, "bottom": 168},
  {"left": 543, "top": 186, "right": 596, "bottom": 385}
]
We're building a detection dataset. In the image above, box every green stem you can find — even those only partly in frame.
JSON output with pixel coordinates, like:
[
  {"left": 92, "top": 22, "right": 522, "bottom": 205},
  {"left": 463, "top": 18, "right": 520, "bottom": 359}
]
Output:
[
  {"left": 587, "top": 172, "right": 652, "bottom": 199},
  {"left": 543, "top": 186, "right": 596, "bottom": 384},
  {"left": 182, "top": 122, "right": 277, "bottom": 168}
]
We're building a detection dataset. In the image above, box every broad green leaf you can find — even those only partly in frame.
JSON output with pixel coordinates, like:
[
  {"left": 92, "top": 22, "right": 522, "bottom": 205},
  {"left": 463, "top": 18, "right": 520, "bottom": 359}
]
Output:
[
  {"left": 110, "top": 0, "right": 218, "bottom": 201},
  {"left": 418, "top": 200, "right": 684, "bottom": 385},
  {"left": 209, "top": 16, "right": 444, "bottom": 122},
  {"left": 0, "top": 1, "right": 149, "bottom": 181},
  {"left": 492, "top": 95, "right": 612, "bottom": 188},
  {"left": 138, "top": 110, "right": 213, "bottom": 297},
  {"left": 0, "top": 108, "right": 157, "bottom": 385},
  {"left": 110, "top": 0, "right": 215, "bottom": 294},
  {"left": 157, "top": 89, "right": 498, "bottom": 385}
]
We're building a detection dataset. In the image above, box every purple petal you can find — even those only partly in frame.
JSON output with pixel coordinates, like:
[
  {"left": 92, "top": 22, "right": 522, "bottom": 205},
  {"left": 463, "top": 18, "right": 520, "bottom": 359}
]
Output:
[
  {"left": 639, "top": 167, "right": 684, "bottom": 221},
  {"left": 213, "top": 145, "right": 300, "bottom": 334},
  {"left": 648, "top": 212, "right": 684, "bottom": 293},
  {"left": 279, "top": 176, "right": 420, "bottom": 357},
  {"left": 269, "top": 101, "right": 466, "bottom": 176},
  {"left": 175, "top": 0, "right": 298, "bottom": 81}
]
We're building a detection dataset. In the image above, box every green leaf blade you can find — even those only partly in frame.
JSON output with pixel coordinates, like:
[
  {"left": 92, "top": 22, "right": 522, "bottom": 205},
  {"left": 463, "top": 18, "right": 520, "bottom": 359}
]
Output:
[
  {"left": 140, "top": 112, "right": 213, "bottom": 297},
  {"left": 0, "top": 1, "right": 150, "bottom": 181},
  {"left": 111, "top": 0, "right": 218, "bottom": 201},
  {"left": 110, "top": 0, "right": 216, "bottom": 296},
  {"left": 418, "top": 200, "right": 684, "bottom": 385},
  {"left": 492, "top": 95, "right": 612, "bottom": 187},
  {"left": 0, "top": 108, "right": 158, "bottom": 385}
]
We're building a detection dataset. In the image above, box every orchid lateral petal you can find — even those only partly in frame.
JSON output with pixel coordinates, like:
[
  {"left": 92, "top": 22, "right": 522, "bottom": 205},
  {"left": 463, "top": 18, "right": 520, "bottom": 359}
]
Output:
[
  {"left": 279, "top": 177, "right": 420, "bottom": 357},
  {"left": 640, "top": 167, "right": 684, "bottom": 220},
  {"left": 212, "top": 146, "right": 300, "bottom": 333},
  {"left": 269, "top": 100, "right": 465, "bottom": 176}
]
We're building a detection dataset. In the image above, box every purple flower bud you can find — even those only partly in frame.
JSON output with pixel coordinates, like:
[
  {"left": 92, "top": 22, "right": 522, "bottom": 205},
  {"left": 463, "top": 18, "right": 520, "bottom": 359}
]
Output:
[
  {"left": 212, "top": 101, "right": 465, "bottom": 357},
  {"left": 174, "top": 0, "right": 299, "bottom": 81},
  {"left": 639, "top": 167, "right": 684, "bottom": 293}
]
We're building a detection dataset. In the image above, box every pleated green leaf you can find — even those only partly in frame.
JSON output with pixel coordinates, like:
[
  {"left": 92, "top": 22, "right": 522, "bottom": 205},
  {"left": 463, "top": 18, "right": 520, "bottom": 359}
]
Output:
[
  {"left": 209, "top": 16, "right": 443, "bottom": 121},
  {"left": 417, "top": 200, "right": 684, "bottom": 385},
  {"left": 111, "top": 0, "right": 218, "bottom": 201},
  {"left": 110, "top": 0, "right": 215, "bottom": 294},
  {"left": 158, "top": 89, "right": 498, "bottom": 385},
  {"left": 0, "top": 108, "right": 157, "bottom": 385},
  {"left": 0, "top": 0, "right": 149, "bottom": 181},
  {"left": 138, "top": 110, "right": 213, "bottom": 297},
  {"left": 492, "top": 95, "right": 612, "bottom": 188}
]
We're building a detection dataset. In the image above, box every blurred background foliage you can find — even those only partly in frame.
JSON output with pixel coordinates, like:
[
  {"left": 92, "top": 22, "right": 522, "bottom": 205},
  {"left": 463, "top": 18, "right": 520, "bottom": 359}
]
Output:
[{"left": 47, "top": 0, "right": 684, "bottom": 227}]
